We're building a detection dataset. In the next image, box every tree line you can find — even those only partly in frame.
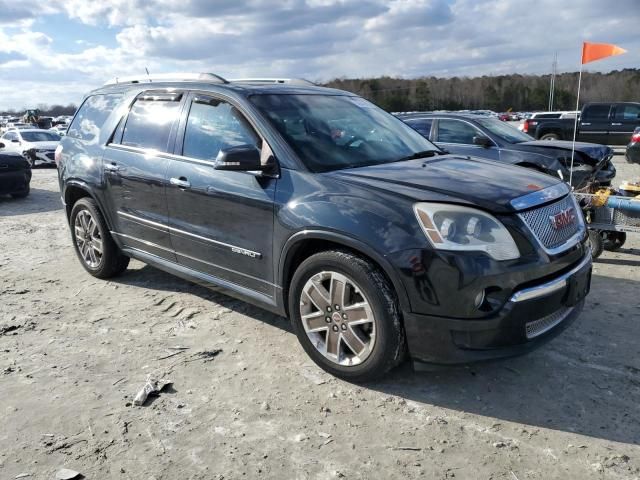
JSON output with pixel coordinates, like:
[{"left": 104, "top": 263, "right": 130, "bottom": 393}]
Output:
[{"left": 324, "top": 68, "right": 640, "bottom": 112}]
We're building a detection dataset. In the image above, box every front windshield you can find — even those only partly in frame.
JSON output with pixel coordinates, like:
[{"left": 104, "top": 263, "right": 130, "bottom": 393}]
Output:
[
  {"left": 249, "top": 94, "right": 440, "bottom": 172},
  {"left": 21, "top": 131, "right": 61, "bottom": 142},
  {"left": 476, "top": 117, "right": 533, "bottom": 143}
]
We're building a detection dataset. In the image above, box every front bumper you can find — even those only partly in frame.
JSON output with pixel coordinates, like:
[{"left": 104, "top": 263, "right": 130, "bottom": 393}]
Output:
[{"left": 402, "top": 252, "right": 592, "bottom": 365}]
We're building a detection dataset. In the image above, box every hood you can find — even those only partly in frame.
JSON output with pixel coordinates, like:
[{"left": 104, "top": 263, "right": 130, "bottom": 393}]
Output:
[
  {"left": 327, "top": 155, "right": 566, "bottom": 214},
  {"left": 517, "top": 140, "right": 612, "bottom": 166},
  {"left": 23, "top": 140, "right": 59, "bottom": 150}
]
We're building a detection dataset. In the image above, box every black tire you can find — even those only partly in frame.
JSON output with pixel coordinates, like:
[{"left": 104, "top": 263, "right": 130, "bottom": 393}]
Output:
[
  {"left": 288, "top": 250, "right": 405, "bottom": 382},
  {"left": 540, "top": 132, "right": 560, "bottom": 141},
  {"left": 603, "top": 231, "right": 626, "bottom": 252},
  {"left": 588, "top": 230, "right": 604, "bottom": 259},
  {"left": 70, "top": 197, "right": 129, "bottom": 278},
  {"left": 10, "top": 186, "right": 29, "bottom": 198}
]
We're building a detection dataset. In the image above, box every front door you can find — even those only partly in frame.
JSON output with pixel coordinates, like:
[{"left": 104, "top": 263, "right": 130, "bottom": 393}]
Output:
[
  {"left": 102, "top": 91, "right": 184, "bottom": 261},
  {"left": 165, "top": 93, "right": 276, "bottom": 295}
]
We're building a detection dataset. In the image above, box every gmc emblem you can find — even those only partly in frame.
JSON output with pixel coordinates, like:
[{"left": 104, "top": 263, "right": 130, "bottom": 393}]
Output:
[{"left": 549, "top": 207, "right": 576, "bottom": 230}]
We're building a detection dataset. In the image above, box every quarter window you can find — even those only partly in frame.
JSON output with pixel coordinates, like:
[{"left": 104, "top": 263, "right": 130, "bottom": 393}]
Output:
[
  {"left": 120, "top": 97, "right": 182, "bottom": 152},
  {"left": 67, "top": 94, "right": 122, "bottom": 143},
  {"left": 436, "top": 119, "right": 481, "bottom": 144},
  {"left": 182, "top": 98, "right": 260, "bottom": 161}
]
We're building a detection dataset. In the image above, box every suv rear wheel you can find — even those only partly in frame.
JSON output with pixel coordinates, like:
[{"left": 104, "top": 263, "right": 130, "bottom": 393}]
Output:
[
  {"left": 289, "top": 250, "right": 405, "bottom": 382},
  {"left": 70, "top": 197, "right": 129, "bottom": 278}
]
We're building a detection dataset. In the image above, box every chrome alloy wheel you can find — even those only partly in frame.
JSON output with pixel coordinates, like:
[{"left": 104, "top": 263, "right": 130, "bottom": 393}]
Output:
[
  {"left": 300, "top": 271, "right": 376, "bottom": 366},
  {"left": 74, "top": 209, "right": 103, "bottom": 268}
]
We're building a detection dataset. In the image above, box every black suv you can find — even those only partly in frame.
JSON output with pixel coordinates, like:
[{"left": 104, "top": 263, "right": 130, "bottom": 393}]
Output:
[{"left": 58, "top": 74, "right": 592, "bottom": 381}]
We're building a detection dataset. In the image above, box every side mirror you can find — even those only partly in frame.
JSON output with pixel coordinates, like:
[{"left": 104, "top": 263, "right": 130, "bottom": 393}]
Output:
[
  {"left": 11, "top": 139, "right": 19, "bottom": 143},
  {"left": 214, "top": 145, "right": 262, "bottom": 171},
  {"left": 473, "top": 135, "right": 492, "bottom": 148}
]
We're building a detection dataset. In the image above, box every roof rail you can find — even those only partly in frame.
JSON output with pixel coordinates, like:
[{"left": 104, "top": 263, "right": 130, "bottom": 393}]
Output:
[
  {"left": 229, "top": 78, "right": 316, "bottom": 86},
  {"left": 104, "top": 72, "right": 229, "bottom": 86}
]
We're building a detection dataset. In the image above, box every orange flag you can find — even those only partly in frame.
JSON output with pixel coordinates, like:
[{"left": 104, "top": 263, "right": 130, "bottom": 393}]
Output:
[{"left": 581, "top": 42, "right": 626, "bottom": 64}]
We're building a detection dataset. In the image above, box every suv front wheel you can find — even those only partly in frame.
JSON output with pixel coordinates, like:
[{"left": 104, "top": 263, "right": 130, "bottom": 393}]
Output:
[
  {"left": 289, "top": 250, "right": 405, "bottom": 382},
  {"left": 70, "top": 197, "right": 130, "bottom": 278}
]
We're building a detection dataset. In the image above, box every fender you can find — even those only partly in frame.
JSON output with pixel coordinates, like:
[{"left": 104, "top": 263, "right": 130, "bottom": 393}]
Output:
[
  {"left": 278, "top": 229, "right": 411, "bottom": 313},
  {"left": 62, "top": 179, "right": 115, "bottom": 231}
]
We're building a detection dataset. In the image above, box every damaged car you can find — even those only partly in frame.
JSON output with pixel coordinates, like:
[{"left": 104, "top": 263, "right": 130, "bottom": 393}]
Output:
[{"left": 397, "top": 112, "right": 615, "bottom": 189}]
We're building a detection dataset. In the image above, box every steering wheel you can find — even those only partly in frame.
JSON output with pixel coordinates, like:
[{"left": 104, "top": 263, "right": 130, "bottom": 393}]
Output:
[{"left": 344, "top": 135, "right": 366, "bottom": 147}]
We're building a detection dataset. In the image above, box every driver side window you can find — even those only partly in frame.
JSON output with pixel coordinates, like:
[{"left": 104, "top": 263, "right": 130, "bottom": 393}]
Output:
[
  {"left": 436, "top": 119, "right": 481, "bottom": 145},
  {"left": 182, "top": 97, "right": 261, "bottom": 162}
]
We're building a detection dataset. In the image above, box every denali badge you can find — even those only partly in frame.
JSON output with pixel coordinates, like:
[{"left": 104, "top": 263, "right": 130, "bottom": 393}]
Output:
[{"left": 549, "top": 207, "right": 576, "bottom": 230}]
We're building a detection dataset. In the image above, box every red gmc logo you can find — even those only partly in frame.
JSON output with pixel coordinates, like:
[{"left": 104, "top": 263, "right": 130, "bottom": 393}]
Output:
[{"left": 549, "top": 207, "right": 576, "bottom": 230}]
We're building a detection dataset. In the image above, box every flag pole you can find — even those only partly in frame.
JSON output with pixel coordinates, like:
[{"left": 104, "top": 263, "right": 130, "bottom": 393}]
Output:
[{"left": 568, "top": 48, "right": 583, "bottom": 189}]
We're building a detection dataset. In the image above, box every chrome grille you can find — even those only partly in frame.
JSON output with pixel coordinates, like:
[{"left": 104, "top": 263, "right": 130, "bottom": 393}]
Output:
[
  {"left": 518, "top": 195, "right": 582, "bottom": 251},
  {"left": 526, "top": 306, "right": 572, "bottom": 339}
]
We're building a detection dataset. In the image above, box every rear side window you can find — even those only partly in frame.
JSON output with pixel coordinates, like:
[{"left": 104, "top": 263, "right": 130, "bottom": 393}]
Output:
[
  {"left": 119, "top": 96, "right": 182, "bottom": 152},
  {"left": 405, "top": 119, "right": 433, "bottom": 138},
  {"left": 614, "top": 104, "right": 640, "bottom": 121},
  {"left": 182, "top": 97, "right": 260, "bottom": 161},
  {"left": 582, "top": 104, "right": 611, "bottom": 120},
  {"left": 67, "top": 94, "right": 122, "bottom": 143}
]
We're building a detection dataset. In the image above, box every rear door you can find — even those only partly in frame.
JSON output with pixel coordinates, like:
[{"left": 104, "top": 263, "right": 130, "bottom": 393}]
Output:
[
  {"left": 434, "top": 118, "right": 500, "bottom": 160},
  {"left": 403, "top": 118, "right": 434, "bottom": 140},
  {"left": 609, "top": 103, "right": 640, "bottom": 146},
  {"left": 577, "top": 104, "right": 611, "bottom": 144},
  {"left": 102, "top": 91, "right": 185, "bottom": 261},
  {"left": 165, "top": 93, "right": 276, "bottom": 295}
]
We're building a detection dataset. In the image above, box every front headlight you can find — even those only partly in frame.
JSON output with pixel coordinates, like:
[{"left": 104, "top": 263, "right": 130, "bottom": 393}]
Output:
[{"left": 413, "top": 203, "right": 520, "bottom": 261}]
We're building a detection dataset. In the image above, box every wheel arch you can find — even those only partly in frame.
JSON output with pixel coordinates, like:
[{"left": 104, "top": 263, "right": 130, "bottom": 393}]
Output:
[
  {"left": 63, "top": 181, "right": 113, "bottom": 230},
  {"left": 278, "top": 230, "right": 411, "bottom": 317}
]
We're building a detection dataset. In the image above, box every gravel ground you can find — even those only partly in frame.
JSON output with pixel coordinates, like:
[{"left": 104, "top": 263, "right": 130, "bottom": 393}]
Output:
[{"left": 1, "top": 158, "right": 640, "bottom": 480}]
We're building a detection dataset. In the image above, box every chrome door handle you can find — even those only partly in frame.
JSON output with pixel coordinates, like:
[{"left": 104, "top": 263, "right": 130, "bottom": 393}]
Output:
[
  {"left": 104, "top": 163, "right": 120, "bottom": 172},
  {"left": 170, "top": 177, "right": 191, "bottom": 189},
  {"left": 581, "top": 123, "right": 591, "bottom": 126},
  {"left": 611, "top": 123, "right": 622, "bottom": 126}
]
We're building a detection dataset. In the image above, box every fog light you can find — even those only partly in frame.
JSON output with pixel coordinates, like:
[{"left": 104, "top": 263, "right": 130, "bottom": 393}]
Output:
[{"left": 474, "top": 290, "right": 486, "bottom": 309}]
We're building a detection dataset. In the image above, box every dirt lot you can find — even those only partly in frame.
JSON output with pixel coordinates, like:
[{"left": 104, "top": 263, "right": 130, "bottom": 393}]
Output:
[{"left": 1, "top": 159, "right": 640, "bottom": 480}]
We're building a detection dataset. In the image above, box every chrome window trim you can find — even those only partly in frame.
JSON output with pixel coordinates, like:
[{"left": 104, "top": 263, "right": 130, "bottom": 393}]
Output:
[{"left": 117, "top": 211, "right": 262, "bottom": 258}]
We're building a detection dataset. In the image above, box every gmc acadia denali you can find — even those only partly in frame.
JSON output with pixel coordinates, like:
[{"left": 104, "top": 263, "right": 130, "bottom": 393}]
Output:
[{"left": 57, "top": 73, "right": 592, "bottom": 381}]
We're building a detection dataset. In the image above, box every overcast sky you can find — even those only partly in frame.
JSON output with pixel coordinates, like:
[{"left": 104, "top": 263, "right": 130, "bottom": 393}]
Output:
[{"left": 0, "top": 0, "right": 638, "bottom": 110}]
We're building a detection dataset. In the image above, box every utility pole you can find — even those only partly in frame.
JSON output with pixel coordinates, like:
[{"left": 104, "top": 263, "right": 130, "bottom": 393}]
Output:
[{"left": 548, "top": 51, "right": 557, "bottom": 111}]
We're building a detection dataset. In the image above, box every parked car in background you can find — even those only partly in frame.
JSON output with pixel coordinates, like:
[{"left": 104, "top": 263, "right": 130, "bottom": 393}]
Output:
[
  {"left": 523, "top": 102, "right": 640, "bottom": 144},
  {"left": 5, "top": 122, "right": 36, "bottom": 132},
  {"left": 518, "top": 111, "right": 578, "bottom": 131},
  {"left": 50, "top": 124, "right": 68, "bottom": 136},
  {"left": 0, "top": 141, "right": 31, "bottom": 198},
  {"left": 0, "top": 129, "right": 61, "bottom": 167},
  {"left": 626, "top": 127, "right": 640, "bottom": 164},
  {"left": 57, "top": 73, "right": 591, "bottom": 381},
  {"left": 397, "top": 112, "right": 615, "bottom": 189}
]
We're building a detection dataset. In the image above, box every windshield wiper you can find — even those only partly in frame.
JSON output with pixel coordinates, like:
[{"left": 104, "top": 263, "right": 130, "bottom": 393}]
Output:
[{"left": 395, "top": 150, "right": 443, "bottom": 162}]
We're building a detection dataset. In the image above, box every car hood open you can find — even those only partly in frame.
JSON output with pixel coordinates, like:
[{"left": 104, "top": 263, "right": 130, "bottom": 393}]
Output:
[{"left": 328, "top": 155, "right": 566, "bottom": 214}]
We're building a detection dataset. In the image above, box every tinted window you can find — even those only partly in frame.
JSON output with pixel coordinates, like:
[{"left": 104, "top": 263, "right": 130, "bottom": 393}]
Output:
[
  {"left": 532, "top": 113, "right": 561, "bottom": 119},
  {"left": 183, "top": 98, "right": 259, "bottom": 161},
  {"left": 582, "top": 104, "right": 611, "bottom": 120},
  {"left": 250, "top": 94, "right": 438, "bottom": 172},
  {"left": 615, "top": 104, "right": 640, "bottom": 121},
  {"left": 21, "top": 131, "right": 61, "bottom": 142},
  {"left": 2, "top": 132, "right": 16, "bottom": 141},
  {"left": 405, "top": 118, "right": 433, "bottom": 138},
  {"left": 67, "top": 94, "right": 122, "bottom": 143},
  {"left": 120, "top": 98, "right": 181, "bottom": 152},
  {"left": 436, "top": 119, "right": 481, "bottom": 144}
]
